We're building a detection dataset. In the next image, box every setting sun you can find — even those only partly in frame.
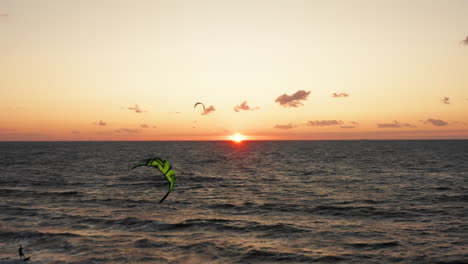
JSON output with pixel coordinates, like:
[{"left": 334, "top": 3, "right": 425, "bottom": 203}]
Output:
[{"left": 230, "top": 133, "right": 246, "bottom": 143}]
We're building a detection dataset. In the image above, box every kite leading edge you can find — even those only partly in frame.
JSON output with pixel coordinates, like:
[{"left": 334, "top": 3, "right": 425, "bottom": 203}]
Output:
[
  {"left": 132, "top": 157, "right": 176, "bottom": 204},
  {"left": 194, "top": 102, "right": 206, "bottom": 111}
]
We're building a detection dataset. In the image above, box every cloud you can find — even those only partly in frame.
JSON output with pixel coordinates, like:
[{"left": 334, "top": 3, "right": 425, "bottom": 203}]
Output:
[
  {"left": 441, "top": 97, "right": 450, "bottom": 104},
  {"left": 462, "top": 36, "right": 468, "bottom": 45},
  {"left": 71, "top": 130, "right": 80, "bottom": 134},
  {"left": 454, "top": 121, "right": 467, "bottom": 126},
  {"left": 274, "top": 123, "right": 296, "bottom": 129},
  {"left": 275, "top": 90, "right": 311, "bottom": 107},
  {"left": 128, "top": 104, "right": 143, "bottom": 113},
  {"left": 202, "top": 105, "right": 216, "bottom": 115},
  {"left": 115, "top": 128, "right": 141, "bottom": 134},
  {"left": 424, "top": 118, "right": 448, "bottom": 127},
  {"left": 140, "top": 124, "right": 149, "bottom": 128},
  {"left": 339, "top": 121, "right": 359, "bottom": 128},
  {"left": 93, "top": 120, "right": 107, "bottom": 126},
  {"left": 377, "top": 121, "right": 416, "bottom": 128},
  {"left": 332, "top": 92, "right": 349, "bottom": 98},
  {"left": 307, "top": 120, "right": 343, "bottom": 127},
  {"left": 234, "top": 101, "right": 259, "bottom": 112}
]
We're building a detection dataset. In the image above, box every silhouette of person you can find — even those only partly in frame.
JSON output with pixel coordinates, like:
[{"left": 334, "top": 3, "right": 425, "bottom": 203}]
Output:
[{"left": 19, "top": 245, "right": 25, "bottom": 260}]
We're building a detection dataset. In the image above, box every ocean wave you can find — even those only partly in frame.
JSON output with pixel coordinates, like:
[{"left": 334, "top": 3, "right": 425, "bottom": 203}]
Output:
[
  {"left": 250, "top": 222, "right": 308, "bottom": 234},
  {"left": 133, "top": 238, "right": 173, "bottom": 248},
  {"left": 346, "top": 241, "right": 400, "bottom": 249},
  {"left": 206, "top": 203, "right": 245, "bottom": 210},
  {"left": 309, "top": 205, "right": 416, "bottom": 218},
  {"left": 0, "top": 205, "right": 42, "bottom": 217},
  {"left": 0, "top": 230, "right": 80, "bottom": 240},
  {"left": 0, "top": 189, "right": 83, "bottom": 198},
  {"left": 240, "top": 249, "right": 328, "bottom": 263}
]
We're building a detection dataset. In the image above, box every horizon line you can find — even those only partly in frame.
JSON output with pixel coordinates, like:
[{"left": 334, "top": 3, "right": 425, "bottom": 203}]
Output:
[{"left": 1, "top": 139, "right": 468, "bottom": 142}]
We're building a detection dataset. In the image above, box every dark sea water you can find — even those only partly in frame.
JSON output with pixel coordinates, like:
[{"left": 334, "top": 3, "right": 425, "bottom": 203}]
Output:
[{"left": 0, "top": 140, "right": 467, "bottom": 264}]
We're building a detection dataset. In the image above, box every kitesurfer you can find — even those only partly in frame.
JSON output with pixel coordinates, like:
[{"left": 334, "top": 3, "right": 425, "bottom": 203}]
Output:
[{"left": 18, "top": 245, "right": 24, "bottom": 260}]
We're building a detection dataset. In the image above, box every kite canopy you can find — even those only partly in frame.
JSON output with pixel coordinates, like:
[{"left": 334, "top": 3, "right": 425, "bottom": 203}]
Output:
[
  {"left": 194, "top": 102, "right": 206, "bottom": 111},
  {"left": 132, "top": 157, "right": 176, "bottom": 204}
]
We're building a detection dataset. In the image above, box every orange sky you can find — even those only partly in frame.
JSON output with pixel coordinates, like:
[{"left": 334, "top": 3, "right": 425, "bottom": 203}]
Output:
[{"left": 1, "top": 0, "right": 468, "bottom": 141}]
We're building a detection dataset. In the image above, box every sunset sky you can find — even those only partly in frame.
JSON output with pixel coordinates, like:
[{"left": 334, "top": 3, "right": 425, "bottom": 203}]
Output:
[{"left": 1, "top": 0, "right": 468, "bottom": 141}]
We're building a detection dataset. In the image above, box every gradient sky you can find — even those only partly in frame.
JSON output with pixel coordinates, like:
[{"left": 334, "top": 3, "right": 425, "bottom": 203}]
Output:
[{"left": 1, "top": 0, "right": 468, "bottom": 141}]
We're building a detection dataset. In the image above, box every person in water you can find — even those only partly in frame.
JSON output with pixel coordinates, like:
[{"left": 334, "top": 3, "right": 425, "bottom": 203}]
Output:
[{"left": 18, "top": 245, "right": 25, "bottom": 260}]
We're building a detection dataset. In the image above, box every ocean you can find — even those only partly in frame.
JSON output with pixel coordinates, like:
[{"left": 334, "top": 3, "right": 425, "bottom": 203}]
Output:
[{"left": 0, "top": 140, "right": 467, "bottom": 264}]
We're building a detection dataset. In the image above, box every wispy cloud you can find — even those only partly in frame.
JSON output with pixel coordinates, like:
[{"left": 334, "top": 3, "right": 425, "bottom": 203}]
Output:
[
  {"left": 340, "top": 121, "right": 359, "bottom": 128},
  {"left": 128, "top": 104, "right": 143, "bottom": 113},
  {"left": 275, "top": 90, "right": 311, "bottom": 107},
  {"left": 140, "top": 124, "right": 149, "bottom": 128},
  {"left": 377, "top": 121, "right": 416, "bottom": 128},
  {"left": 115, "top": 128, "right": 141, "bottom": 134},
  {"left": 454, "top": 121, "right": 467, "bottom": 126},
  {"left": 93, "top": 120, "right": 107, "bottom": 126},
  {"left": 332, "top": 92, "right": 349, "bottom": 98},
  {"left": 234, "top": 101, "right": 259, "bottom": 112},
  {"left": 424, "top": 118, "right": 448, "bottom": 127},
  {"left": 202, "top": 105, "right": 216, "bottom": 116},
  {"left": 307, "top": 120, "right": 343, "bottom": 126},
  {"left": 441, "top": 97, "right": 450, "bottom": 104},
  {"left": 274, "top": 123, "right": 296, "bottom": 129},
  {"left": 71, "top": 130, "right": 80, "bottom": 134},
  {"left": 462, "top": 36, "right": 468, "bottom": 45}
]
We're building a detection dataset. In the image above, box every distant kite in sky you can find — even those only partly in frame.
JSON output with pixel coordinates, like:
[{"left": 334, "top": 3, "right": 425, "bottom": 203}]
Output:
[
  {"left": 132, "top": 158, "right": 176, "bottom": 204},
  {"left": 194, "top": 102, "right": 206, "bottom": 111},
  {"left": 194, "top": 102, "right": 216, "bottom": 115}
]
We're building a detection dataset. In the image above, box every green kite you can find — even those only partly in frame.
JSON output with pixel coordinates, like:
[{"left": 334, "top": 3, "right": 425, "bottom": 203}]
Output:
[{"left": 132, "top": 157, "right": 176, "bottom": 204}]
